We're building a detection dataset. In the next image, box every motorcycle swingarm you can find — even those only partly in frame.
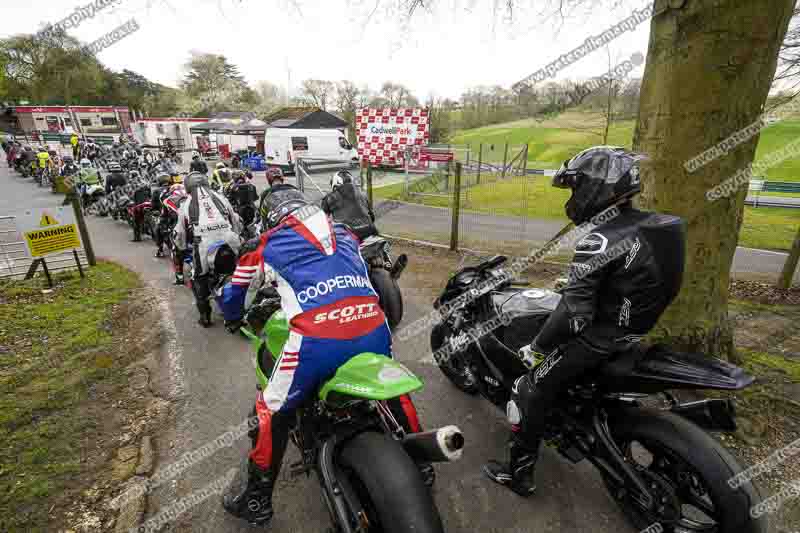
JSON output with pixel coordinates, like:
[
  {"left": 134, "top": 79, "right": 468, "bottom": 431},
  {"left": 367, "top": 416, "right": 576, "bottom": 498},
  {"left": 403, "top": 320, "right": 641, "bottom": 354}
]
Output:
[
  {"left": 574, "top": 412, "right": 657, "bottom": 511},
  {"left": 317, "top": 436, "right": 365, "bottom": 533}
]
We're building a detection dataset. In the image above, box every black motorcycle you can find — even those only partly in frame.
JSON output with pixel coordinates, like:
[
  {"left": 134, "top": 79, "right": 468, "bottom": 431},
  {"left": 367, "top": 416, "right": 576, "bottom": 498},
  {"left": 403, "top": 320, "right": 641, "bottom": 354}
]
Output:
[
  {"left": 360, "top": 235, "right": 407, "bottom": 331},
  {"left": 431, "top": 255, "right": 766, "bottom": 533}
]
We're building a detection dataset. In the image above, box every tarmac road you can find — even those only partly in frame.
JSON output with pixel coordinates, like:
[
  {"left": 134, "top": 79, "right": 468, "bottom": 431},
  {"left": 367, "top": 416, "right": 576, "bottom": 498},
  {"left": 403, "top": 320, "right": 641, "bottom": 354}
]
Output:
[{"left": 0, "top": 162, "right": 792, "bottom": 532}]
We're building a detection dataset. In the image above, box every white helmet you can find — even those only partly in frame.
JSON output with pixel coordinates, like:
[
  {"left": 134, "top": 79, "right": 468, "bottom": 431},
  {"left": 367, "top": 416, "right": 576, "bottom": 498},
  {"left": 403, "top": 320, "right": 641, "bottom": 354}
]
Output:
[
  {"left": 192, "top": 151, "right": 200, "bottom": 159},
  {"left": 80, "top": 158, "right": 92, "bottom": 168},
  {"left": 330, "top": 170, "right": 353, "bottom": 190},
  {"left": 216, "top": 162, "right": 226, "bottom": 170}
]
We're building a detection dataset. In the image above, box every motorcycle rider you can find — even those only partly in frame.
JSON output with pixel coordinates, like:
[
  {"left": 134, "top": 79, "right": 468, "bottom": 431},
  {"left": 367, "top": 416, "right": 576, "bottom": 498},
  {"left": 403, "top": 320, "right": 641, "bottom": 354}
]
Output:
[
  {"left": 320, "top": 170, "right": 377, "bottom": 241},
  {"left": 484, "top": 146, "right": 686, "bottom": 497},
  {"left": 174, "top": 172, "right": 242, "bottom": 327},
  {"left": 219, "top": 189, "right": 430, "bottom": 526},
  {"left": 190, "top": 151, "right": 209, "bottom": 174},
  {"left": 60, "top": 155, "right": 79, "bottom": 178},
  {"left": 159, "top": 183, "right": 190, "bottom": 284},
  {"left": 105, "top": 161, "right": 127, "bottom": 196},
  {"left": 35, "top": 146, "right": 51, "bottom": 180},
  {"left": 210, "top": 162, "right": 230, "bottom": 191},
  {"left": 76, "top": 157, "right": 101, "bottom": 198},
  {"left": 153, "top": 174, "right": 184, "bottom": 259},
  {"left": 226, "top": 170, "right": 259, "bottom": 228}
]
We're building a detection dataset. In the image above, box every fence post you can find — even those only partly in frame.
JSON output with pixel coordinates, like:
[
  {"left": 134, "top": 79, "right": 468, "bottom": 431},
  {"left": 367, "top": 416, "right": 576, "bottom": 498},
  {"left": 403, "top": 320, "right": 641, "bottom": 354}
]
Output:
[
  {"left": 450, "top": 162, "right": 462, "bottom": 251},
  {"left": 477, "top": 143, "right": 483, "bottom": 185},
  {"left": 69, "top": 192, "right": 96, "bottom": 267},
  {"left": 778, "top": 225, "right": 800, "bottom": 289},
  {"left": 501, "top": 142, "right": 509, "bottom": 180},
  {"left": 367, "top": 163, "right": 374, "bottom": 208},
  {"left": 521, "top": 144, "right": 529, "bottom": 177},
  {"left": 404, "top": 153, "right": 410, "bottom": 197}
]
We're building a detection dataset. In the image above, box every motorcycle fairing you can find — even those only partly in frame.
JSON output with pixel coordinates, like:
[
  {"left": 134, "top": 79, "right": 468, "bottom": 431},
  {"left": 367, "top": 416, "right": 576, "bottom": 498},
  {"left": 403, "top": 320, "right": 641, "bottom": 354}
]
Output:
[{"left": 318, "top": 353, "right": 423, "bottom": 404}]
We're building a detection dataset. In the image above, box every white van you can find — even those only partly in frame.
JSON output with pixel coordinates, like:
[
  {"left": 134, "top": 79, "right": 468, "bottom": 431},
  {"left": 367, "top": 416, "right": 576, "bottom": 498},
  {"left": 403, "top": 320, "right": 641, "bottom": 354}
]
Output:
[{"left": 263, "top": 128, "right": 359, "bottom": 173}]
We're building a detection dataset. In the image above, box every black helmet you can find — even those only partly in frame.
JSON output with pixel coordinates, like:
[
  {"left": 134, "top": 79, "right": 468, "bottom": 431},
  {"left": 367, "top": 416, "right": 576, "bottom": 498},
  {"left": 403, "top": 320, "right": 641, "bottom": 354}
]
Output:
[
  {"left": 185, "top": 171, "right": 210, "bottom": 193},
  {"left": 156, "top": 173, "right": 171, "bottom": 187},
  {"left": 553, "top": 146, "right": 646, "bottom": 224},
  {"left": 260, "top": 187, "right": 310, "bottom": 229}
]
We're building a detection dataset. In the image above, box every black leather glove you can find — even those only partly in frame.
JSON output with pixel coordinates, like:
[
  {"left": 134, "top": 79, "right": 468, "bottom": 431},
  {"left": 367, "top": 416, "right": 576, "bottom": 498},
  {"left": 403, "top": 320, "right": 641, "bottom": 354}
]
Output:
[{"left": 224, "top": 319, "right": 243, "bottom": 334}]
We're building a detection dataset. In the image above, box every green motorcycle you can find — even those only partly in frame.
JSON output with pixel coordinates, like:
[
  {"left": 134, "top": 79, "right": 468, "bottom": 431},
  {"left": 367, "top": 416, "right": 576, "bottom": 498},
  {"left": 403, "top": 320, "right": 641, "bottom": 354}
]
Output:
[{"left": 239, "top": 293, "right": 464, "bottom": 533}]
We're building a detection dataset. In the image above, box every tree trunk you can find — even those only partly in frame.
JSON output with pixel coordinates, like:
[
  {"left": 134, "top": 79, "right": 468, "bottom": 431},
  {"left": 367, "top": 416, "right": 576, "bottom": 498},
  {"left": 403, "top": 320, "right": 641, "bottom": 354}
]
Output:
[
  {"left": 777, "top": 225, "right": 800, "bottom": 289},
  {"left": 633, "top": 0, "right": 794, "bottom": 359}
]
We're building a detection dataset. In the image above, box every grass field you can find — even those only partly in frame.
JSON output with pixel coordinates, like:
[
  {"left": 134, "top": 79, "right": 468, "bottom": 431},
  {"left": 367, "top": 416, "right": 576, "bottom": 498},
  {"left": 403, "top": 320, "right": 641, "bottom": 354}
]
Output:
[
  {"left": 0, "top": 262, "right": 140, "bottom": 531},
  {"left": 449, "top": 111, "right": 800, "bottom": 183},
  {"left": 375, "top": 172, "right": 800, "bottom": 251}
]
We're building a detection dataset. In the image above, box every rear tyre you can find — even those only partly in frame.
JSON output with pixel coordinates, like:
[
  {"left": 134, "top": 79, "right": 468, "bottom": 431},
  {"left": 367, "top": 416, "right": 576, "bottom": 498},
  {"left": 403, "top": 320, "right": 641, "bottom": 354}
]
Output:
[
  {"left": 369, "top": 268, "right": 403, "bottom": 331},
  {"left": 338, "top": 431, "right": 443, "bottom": 533},
  {"left": 606, "top": 407, "right": 767, "bottom": 533}
]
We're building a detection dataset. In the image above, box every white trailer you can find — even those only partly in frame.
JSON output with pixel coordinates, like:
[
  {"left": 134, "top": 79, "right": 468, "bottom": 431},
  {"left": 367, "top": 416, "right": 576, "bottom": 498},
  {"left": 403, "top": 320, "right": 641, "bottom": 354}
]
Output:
[{"left": 134, "top": 118, "right": 209, "bottom": 150}]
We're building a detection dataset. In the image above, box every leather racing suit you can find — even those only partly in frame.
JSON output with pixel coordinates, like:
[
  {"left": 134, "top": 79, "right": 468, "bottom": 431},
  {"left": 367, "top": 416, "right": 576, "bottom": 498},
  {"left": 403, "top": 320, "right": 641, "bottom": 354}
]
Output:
[
  {"left": 319, "top": 182, "right": 378, "bottom": 241},
  {"left": 512, "top": 206, "right": 686, "bottom": 449},
  {"left": 220, "top": 205, "right": 424, "bottom": 507},
  {"left": 174, "top": 184, "right": 242, "bottom": 322}
]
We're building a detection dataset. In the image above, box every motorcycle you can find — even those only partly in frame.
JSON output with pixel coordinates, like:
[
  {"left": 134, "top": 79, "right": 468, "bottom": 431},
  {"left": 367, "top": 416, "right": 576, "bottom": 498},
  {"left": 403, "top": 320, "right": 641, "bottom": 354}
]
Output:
[
  {"left": 430, "top": 255, "right": 766, "bottom": 533},
  {"left": 359, "top": 235, "right": 407, "bottom": 330},
  {"left": 82, "top": 184, "right": 107, "bottom": 215},
  {"left": 233, "top": 289, "right": 463, "bottom": 533},
  {"left": 110, "top": 192, "right": 134, "bottom": 222}
]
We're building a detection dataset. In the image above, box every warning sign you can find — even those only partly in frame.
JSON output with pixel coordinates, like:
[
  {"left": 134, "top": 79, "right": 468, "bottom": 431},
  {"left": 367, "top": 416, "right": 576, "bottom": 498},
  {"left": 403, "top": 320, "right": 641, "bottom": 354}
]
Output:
[
  {"left": 40, "top": 213, "right": 59, "bottom": 226},
  {"left": 15, "top": 207, "right": 82, "bottom": 258}
]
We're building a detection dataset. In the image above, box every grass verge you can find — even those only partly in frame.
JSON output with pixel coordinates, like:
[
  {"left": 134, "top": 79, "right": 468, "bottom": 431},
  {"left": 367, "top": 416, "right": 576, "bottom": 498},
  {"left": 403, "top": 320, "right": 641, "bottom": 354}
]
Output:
[{"left": 0, "top": 262, "right": 140, "bottom": 532}]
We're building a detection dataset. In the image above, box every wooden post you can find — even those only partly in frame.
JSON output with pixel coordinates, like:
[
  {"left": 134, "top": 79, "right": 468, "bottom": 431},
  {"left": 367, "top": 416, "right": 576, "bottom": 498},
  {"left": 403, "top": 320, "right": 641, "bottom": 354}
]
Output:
[
  {"left": 367, "top": 163, "right": 373, "bottom": 209},
  {"left": 73, "top": 249, "right": 85, "bottom": 278},
  {"left": 477, "top": 144, "right": 483, "bottom": 185},
  {"left": 450, "top": 162, "right": 462, "bottom": 251},
  {"left": 501, "top": 142, "right": 509, "bottom": 179},
  {"left": 777, "top": 225, "right": 800, "bottom": 289},
  {"left": 70, "top": 192, "right": 96, "bottom": 266},
  {"left": 41, "top": 258, "right": 53, "bottom": 288}
]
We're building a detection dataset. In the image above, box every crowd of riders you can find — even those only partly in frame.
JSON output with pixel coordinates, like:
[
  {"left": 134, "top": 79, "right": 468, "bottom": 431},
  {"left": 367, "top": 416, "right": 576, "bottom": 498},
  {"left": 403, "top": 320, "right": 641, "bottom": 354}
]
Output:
[{"left": 8, "top": 134, "right": 758, "bottom": 533}]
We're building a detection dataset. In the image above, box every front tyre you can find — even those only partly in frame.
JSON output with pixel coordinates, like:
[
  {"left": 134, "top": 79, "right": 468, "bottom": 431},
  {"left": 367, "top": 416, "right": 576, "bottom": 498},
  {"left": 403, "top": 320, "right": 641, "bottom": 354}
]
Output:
[
  {"left": 430, "top": 323, "right": 479, "bottom": 395},
  {"left": 606, "top": 407, "right": 767, "bottom": 533},
  {"left": 369, "top": 268, "right": 403, "bottom": 331},
  {"left": 338, "top": 431, "right": 443, "bottom": 533}
]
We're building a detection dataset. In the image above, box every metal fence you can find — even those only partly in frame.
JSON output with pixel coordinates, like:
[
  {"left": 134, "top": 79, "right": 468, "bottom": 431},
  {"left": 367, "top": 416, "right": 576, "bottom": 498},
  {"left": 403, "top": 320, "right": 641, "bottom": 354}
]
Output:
[
  {"left": 0, "top": 215, "right": 88, "bottom": 282},
  {"left": 364, "top": 143, "right": 564, "bottom": 255}
]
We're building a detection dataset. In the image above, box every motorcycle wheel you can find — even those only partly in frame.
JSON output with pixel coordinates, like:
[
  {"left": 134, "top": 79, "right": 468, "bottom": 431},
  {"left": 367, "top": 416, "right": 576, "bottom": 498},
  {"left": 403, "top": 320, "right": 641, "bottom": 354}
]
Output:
[
  {"left": 338, "top": 431, "right": 443, "bottom": 533},
  {"left": 430, "top": 323, "right": 480, "bottom": 395},
  {"left": 369, "top": 268, "right": 403, "bottom": 331},
  {"left": 604, "top": 407, "right": 767, "bottom": 533}
]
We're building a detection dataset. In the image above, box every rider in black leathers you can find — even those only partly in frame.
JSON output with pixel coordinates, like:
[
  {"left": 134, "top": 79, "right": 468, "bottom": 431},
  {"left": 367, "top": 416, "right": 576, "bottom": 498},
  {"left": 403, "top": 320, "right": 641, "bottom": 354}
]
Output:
[
  {"left": 484, "top": 146, "right": 686, "bottom": 497},
  {"left": 320, "top": 170, "right": 378, "bottom": 241},
  {"left": 105, "top": 162, "right": 128, "bottom": 196},
  {"left": 190, "top": 151, "right": 209, "bottom": 174},
  {"left": 257, "top": 168, "right": 302, "bottom": 230}
]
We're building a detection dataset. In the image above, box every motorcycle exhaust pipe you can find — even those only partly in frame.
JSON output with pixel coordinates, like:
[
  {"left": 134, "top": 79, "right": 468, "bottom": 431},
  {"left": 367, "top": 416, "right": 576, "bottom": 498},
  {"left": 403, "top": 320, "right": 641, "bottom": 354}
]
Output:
[
  {"left": 671, "top": 399, "right": 737, "bottom": 432},
  {"left": 390, "top": 254, "right": 408, "bottom": 279},
  {"left": 402, "top": 425, "right": 464, "bottom": 463}
]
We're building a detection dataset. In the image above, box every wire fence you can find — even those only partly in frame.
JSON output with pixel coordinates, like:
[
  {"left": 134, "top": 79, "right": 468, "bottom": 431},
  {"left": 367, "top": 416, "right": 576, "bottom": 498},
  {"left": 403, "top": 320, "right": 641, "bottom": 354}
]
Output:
[{"left": 363, "top": 143, "right": 564, "bottom": 254}]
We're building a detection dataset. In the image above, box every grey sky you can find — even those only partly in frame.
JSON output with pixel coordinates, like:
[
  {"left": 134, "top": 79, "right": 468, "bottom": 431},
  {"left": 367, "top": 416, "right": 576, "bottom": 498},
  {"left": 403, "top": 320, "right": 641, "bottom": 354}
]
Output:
[{"left": 0, "top": 0, "right": 650, "bottom": 100}]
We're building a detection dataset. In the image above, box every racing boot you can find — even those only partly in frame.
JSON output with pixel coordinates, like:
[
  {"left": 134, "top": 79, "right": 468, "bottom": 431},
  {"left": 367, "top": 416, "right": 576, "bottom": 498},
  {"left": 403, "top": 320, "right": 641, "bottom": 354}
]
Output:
[
  {"left": 198, "top": 311, "right": 212, "bottom": 328},
  {"left": 174, "top": 272, "right": 184, "bottom": 286},
  {"left": 484, "top": 435, "right": 539, "bottom": 497},
  {"left": 222, "top": 459, "right": 275, "bottom": 526},
  {"left": 154, "top": 247, "right": 166, "bottom": 258}
]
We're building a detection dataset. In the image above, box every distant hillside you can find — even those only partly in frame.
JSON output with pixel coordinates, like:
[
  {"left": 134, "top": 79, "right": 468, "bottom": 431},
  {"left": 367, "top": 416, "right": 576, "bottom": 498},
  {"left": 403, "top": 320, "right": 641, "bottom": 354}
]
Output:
[{"left": 449, "top": 111, "right": 800, "bottom": 182}]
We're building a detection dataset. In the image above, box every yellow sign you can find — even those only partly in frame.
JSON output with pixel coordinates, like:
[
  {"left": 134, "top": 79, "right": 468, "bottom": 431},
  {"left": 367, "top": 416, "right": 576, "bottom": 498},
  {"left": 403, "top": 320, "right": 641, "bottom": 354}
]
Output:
[
  {"left": 40, "top": 212, "right": 59, "bottom": 226},
  {"left": 24, "top": 224, "right": 81, "bottom": 258}
]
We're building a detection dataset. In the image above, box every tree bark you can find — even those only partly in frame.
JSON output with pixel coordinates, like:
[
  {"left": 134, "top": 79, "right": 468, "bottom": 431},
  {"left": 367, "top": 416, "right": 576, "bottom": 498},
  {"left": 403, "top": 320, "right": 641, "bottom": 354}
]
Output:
[
  {"left": 777, "top": 225, "right": 800, "bottom": 289},
  {"left": 633, "top": 0, "right": 795, "bottom": 359}
]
